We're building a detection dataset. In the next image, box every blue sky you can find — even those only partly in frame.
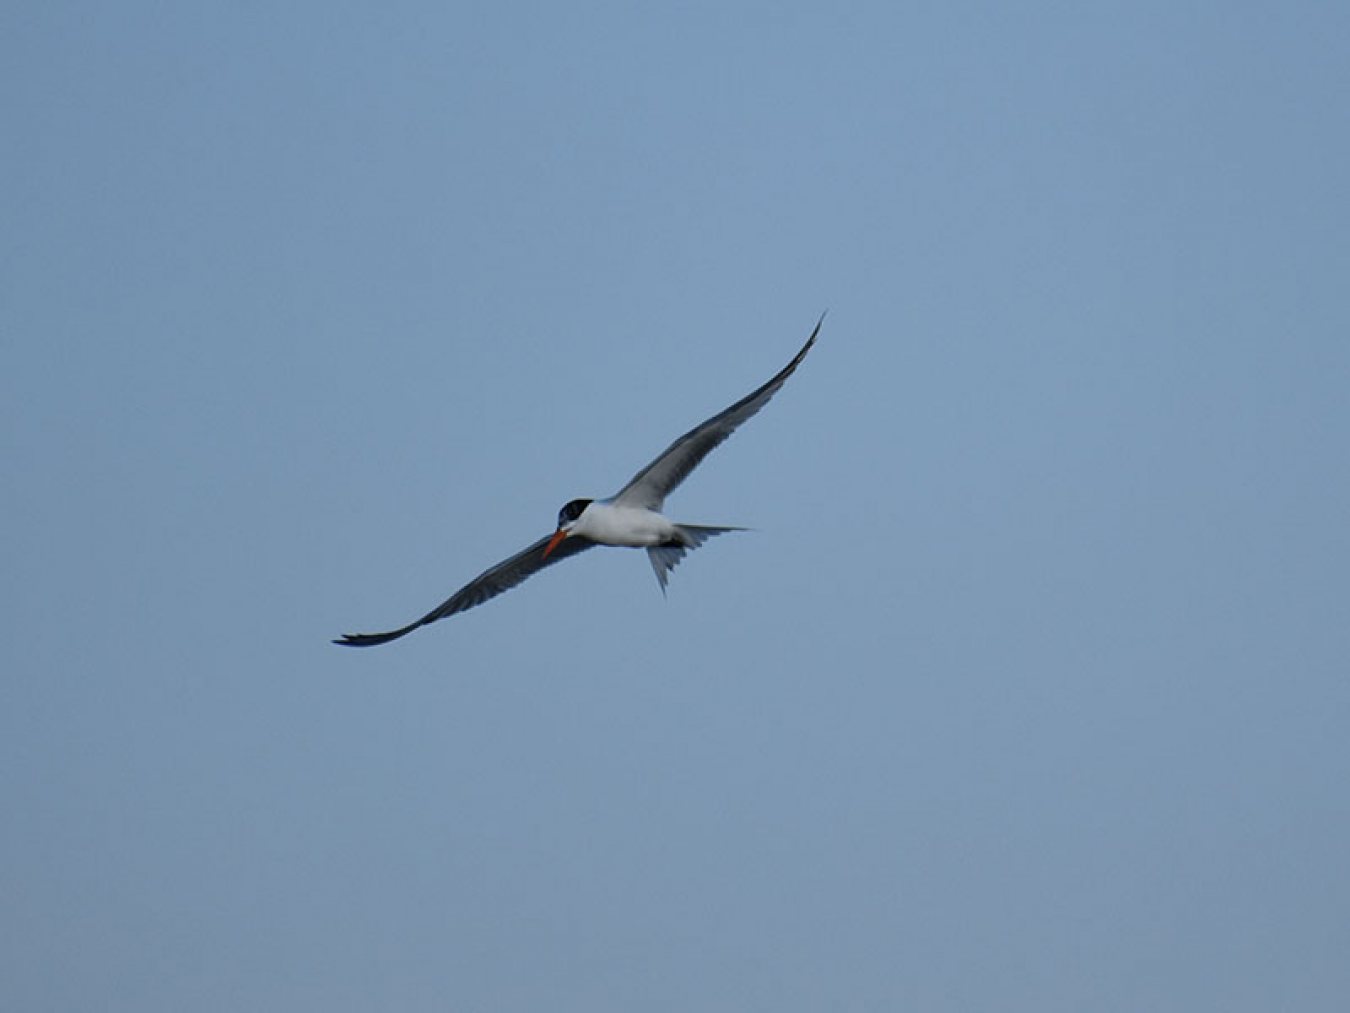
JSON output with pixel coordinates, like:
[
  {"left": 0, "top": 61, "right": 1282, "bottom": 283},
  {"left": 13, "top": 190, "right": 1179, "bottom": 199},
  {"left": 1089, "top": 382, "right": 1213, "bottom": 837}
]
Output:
[{"left": 4, "top": 3, "right": 1348, "bottom": 1009}]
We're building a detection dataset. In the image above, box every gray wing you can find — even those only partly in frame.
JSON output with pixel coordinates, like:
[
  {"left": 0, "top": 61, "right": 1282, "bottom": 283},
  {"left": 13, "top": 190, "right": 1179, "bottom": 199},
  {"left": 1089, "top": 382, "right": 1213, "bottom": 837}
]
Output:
[
  {"left": 334, "top": 533, "right": 595, "bottom": 647},
  {"left": 612, "top": 314, "right": 824, "bottom": 510}
]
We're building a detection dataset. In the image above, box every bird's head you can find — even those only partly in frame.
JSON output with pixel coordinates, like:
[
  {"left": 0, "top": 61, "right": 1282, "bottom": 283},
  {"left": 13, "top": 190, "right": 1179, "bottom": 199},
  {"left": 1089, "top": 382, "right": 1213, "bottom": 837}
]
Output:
[{"left": 543, "top": 498, "right": 593, "bottom": 558}]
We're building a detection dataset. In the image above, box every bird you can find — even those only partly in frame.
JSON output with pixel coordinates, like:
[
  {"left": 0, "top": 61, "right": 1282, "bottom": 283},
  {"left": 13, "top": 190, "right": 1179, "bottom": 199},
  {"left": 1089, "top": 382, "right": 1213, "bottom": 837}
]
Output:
[{"left": 334, "top": 314, "right": 824, "bottom": 646}]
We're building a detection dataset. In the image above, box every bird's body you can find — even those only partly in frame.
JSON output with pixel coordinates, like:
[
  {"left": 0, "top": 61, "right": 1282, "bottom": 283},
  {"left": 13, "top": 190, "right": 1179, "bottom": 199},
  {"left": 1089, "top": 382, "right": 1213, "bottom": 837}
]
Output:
[
  {"left": 568, "top": 501, "right": 678, "bottom": 547},
  {"left": 335, "top": 314, "right": 823, "bottom": 647}
]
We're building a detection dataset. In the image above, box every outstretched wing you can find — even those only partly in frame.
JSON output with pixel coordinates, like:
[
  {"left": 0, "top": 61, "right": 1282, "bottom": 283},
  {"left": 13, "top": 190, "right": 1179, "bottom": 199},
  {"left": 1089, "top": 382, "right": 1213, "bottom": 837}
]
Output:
[
  {"left": 334, "top": 533, "right": 595, "bottom": 647},
  {"left": 611, "top": 314, "right": 823, "bottom": 511}
]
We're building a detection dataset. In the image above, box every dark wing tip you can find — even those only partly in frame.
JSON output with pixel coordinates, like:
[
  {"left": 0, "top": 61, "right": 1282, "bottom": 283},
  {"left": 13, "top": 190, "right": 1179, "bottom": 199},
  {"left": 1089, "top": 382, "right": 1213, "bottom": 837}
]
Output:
[
  {"left": 332, "top": 626, "right": 418, "bottom": 648},
  {"left": 333, "top": 633, "right": 377, "bottom": 648},
  {"left": 804, "top": 310, "right": 826, "bottom": 350}
]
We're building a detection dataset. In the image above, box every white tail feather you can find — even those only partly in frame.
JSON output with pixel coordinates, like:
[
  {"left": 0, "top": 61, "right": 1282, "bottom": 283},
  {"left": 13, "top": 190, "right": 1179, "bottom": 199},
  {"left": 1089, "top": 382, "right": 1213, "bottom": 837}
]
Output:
[{"left": 645, "top": 524, "right": 746, "bottom": 594}]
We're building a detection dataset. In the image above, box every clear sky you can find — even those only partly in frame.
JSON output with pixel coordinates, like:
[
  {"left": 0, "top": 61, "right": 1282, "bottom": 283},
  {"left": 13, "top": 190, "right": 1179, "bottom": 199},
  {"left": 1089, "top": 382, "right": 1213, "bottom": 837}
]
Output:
[{"left": 4, "top": 3, "right": 1348, "bottom": 1010}]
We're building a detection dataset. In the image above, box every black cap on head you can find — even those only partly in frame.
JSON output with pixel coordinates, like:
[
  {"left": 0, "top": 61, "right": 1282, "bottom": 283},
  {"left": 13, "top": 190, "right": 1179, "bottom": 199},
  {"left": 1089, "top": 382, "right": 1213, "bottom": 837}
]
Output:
[{"left": 557, "top": 498, "right": 592, "bottom": 527}]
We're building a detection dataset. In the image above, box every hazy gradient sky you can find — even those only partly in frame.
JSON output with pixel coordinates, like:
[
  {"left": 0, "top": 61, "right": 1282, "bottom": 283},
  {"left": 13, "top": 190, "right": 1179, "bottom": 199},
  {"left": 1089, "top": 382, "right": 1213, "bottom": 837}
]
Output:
[{"left": 4, "top": 3, "right": 1348, "bottom": 1010}]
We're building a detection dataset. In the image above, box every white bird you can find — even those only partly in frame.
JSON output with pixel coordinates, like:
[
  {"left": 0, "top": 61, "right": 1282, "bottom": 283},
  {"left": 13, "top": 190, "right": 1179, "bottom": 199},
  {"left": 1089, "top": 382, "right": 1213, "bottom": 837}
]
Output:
[{"left": 335, "top": 315, "right": 824, "bottom": 646}]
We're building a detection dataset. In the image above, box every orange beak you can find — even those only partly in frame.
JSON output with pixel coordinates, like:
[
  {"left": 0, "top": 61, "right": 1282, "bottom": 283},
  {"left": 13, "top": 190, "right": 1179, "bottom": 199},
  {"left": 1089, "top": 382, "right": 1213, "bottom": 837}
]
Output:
[{"left": 542, "top": 527, "right": 568, "bottom": 559}]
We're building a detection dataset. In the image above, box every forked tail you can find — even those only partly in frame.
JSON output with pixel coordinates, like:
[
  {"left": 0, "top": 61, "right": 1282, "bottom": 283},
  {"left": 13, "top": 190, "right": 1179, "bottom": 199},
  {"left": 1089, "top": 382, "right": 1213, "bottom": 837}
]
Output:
[{"left": 646, "top": 524, "right": 747, "bottom": 594}]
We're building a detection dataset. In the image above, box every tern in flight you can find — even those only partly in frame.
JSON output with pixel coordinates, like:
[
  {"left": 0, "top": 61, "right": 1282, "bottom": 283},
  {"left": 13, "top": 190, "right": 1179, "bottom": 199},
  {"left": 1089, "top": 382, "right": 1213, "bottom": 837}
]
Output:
[{"left": 335, "top": 315, "right": 824, "bottom": 646}]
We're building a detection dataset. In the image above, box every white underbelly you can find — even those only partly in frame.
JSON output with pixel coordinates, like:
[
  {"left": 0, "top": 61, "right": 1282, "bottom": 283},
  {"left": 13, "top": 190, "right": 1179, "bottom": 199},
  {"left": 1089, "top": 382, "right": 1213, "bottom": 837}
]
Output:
[{"left": 578, "top": 504, "right": 676, "bottom": 547}]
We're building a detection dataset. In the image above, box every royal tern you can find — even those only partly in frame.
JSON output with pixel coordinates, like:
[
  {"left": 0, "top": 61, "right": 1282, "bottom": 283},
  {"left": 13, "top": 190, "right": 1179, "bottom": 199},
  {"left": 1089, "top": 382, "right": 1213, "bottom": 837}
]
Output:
[{"left": 335, "top": 314, "right": 823, "bottom": 646}]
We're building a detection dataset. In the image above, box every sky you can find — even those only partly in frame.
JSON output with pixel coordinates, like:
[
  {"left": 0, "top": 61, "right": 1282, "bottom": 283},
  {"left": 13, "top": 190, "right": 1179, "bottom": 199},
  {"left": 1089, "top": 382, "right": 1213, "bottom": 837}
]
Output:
[{"left": 4, "top": 2, "right": 1348, "bottom": 1010}]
